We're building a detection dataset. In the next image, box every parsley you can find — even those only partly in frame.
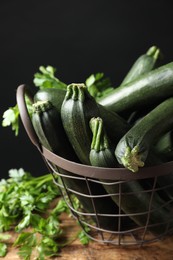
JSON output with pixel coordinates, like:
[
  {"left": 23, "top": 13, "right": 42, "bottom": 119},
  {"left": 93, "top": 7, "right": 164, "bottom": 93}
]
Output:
[
  {"left": 33, "top": 65, "right": 67, "bottom": 90},
  {"left": 85, "top": 72, "right": 114, "bottom": 99},
  {"left": 0, "top": 234, "right": 11, "bottom": 257},
  {"left": 78, "top": 229, "right": 90, "bottom": 245},
  {"left": 2, "top": 104, "right": 19, "bottom": 136},
  {"left": 0, "top": 168, "right": 60, "bottom": 232},
  {"left": 2, "top": 97, "right": 32, "bottom": 136},
  {"left": 0, "top": 169, "right": 90, "bottom": 259}
]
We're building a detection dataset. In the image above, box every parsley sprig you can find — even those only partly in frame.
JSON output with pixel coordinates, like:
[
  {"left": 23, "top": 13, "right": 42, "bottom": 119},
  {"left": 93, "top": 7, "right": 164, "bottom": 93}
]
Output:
[
  {"left": 0, "top": 233, "right": 11, "bottom": 257},
  {"left": 2, "top": 97, "right": 33, "bottom": 136},
  {"left": 33, "top": 66, "right": 67, "bottom": 90}
]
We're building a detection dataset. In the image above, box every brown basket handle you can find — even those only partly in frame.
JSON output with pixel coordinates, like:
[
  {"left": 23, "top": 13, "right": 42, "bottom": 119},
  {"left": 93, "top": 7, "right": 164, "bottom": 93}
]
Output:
[
  {"left": 16, "top": 84, "right": 173, "bottom": 180},
  {"left": 16, "top": 84, "right": 42, "bottom": 152}
]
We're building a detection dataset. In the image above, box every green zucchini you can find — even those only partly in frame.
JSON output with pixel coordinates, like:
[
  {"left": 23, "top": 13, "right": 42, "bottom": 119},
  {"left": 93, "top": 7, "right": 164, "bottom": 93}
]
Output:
[
  {"left": 34, "top": 88, "right": 66, "bottom": 113},
  {"left": 32, "top": 99, "right": 118, "bottom": 231},
  {"left": 115, "top": 97, "right": 173, "bottom": 173},
  {"left": 32, "top": 100, "right": 77, "bottom": 161},
  {"left": 98, "top": 62, "right": 173, "bottom": 114},
  {"left": 138, "top": 140, "right": 173, "bottom": 208},
  {"left": 61, "top": 83, "right": 130, "bottom": 165},
  {"left": 120, "top": 46, "right": 161, "bottom": 86},
  {"left": 61, "top": 83, "right": 100, "bottom": 165},
  {"left": 105, "top": 46, "right": 161, "bottom": 121},
  {"left": 89, "top": 117, "right": 172, "bottom": 234},
  {"left": 98, "top": 104, "right": 130, "bottom": 143},
  {"left": 89, "top": 117, "right": 134, "bottom": 229}
]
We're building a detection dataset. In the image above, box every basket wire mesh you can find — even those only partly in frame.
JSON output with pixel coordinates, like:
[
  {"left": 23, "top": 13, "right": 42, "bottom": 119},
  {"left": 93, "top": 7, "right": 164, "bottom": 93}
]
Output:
[
  {"left": 46, "top": 159, "right": 173, "bottom": 246},
  {"left": 16, "top": 84, "right": 173, "bottom": 247}
]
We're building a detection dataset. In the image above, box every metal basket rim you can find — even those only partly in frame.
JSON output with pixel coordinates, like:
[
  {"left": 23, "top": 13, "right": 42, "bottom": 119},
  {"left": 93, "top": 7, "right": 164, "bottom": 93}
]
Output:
[{"left": 42, "top": 146, "right": 173, "bottom": 180}]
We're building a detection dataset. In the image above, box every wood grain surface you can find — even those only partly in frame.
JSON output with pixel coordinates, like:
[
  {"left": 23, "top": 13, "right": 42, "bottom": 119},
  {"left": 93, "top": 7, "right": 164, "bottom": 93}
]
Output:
[{"left": 3, "top": 209, "right": 173, "bottom": 260}]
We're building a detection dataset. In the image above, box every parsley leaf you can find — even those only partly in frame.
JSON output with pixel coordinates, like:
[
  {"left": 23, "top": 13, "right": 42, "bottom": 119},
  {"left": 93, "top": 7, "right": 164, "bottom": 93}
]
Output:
[
  {"left": 2, "top": 96, "right": 32, "bottom": 136},
  {"left": 0, "top": 233, "right": 11, "bottom": 257},
  {"left": 2, "top": 105, "right": 19, "bottom": 136},
  {"left": 78, "top": 229, "right": 90, "bottom": 245},
  {"left": 36, "top": 236, "right": 59, "bottom": 259},
  {"left": 33, "top": 66, "right": 67, "bottom": 90},
  {"left": 85, "top": 72, "right": 114, "bottom": 99},
  {"left": 14, "top": 232, "right": 37, "bottom": 260},
  {"left": 0, "top": 242, "right": 8, "bottom": 257}
]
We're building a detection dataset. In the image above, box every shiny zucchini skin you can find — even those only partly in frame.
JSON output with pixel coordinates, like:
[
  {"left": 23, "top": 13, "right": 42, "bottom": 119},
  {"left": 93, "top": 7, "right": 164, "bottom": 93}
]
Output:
[
  {"left": 99, "top": 62, "right": 173, "bottom": 114},
  {"left": 120, "top": 46, "right": 161, "bottom": 86},
  {"left": 89, "top": 117, "right": 173, "bottom": 234},
  {"left": 115, "top": 97, "right": 173, "bottom": 173}
]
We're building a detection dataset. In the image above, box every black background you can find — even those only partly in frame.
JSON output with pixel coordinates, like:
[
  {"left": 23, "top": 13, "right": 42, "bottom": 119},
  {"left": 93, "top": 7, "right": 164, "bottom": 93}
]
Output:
[{"left": 1, "top": 0, "right": 173, "bottom": 178}]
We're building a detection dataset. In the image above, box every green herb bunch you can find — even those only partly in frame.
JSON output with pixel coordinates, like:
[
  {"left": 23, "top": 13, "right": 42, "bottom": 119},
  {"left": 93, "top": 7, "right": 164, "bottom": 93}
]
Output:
[{"left": 0, "top": 169, "right": 90, "bottom": 259}]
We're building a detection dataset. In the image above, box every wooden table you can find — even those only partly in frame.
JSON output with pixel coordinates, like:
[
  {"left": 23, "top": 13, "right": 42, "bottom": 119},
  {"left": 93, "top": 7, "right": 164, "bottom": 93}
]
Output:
[{"left": 3, "top": 210, "right": 173, "bottom": 260}]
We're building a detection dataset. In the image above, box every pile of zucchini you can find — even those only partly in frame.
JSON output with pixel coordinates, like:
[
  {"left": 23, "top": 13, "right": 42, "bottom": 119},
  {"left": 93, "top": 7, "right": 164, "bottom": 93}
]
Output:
[{"left": 31, "top": 46, "right": 173, "bottom": 234}]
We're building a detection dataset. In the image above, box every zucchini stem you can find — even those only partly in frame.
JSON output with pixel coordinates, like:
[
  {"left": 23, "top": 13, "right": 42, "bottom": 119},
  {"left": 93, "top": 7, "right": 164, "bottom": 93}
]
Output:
[
  {"left": 32, "top": 100, "right": 53, "bottom": 113},
  {"left": 90, "top": 117, "right": 109, "bottom": 152},
  {"left": 153, "top": 49, "right": 160, "bottom": 60},
  {"left": 65, "top": 83, "right": 86, "bottom": 102},
  {"left": 146, "top": 45, "right": 157, "bottom": 56},
  {"left": 121, "top": 146, "right": 145, "bottom": 173},
  {"left": 146, "top": 45, "right": 160, "bottom": 60}
]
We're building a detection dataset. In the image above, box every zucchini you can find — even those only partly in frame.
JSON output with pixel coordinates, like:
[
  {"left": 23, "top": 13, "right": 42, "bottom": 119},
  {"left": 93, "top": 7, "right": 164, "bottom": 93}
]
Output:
[
  {"left": 115, "top": 97, "right": 173, "bottom": 173},
  {"left": 61, "top": 83, "right": 130, "bottom": 165},
  {"left": 106, "top": 46, "right": 161, "bottom": 121},
  {"left": 32, "top": 99, "right": 118, "bottom": 231},
  {"left": 89, "top": 117, "right": 117, "bottom": 167},
  {"left": 98, "top": 104, "right": 130, "bottom": 143},
  {"left": 120, "top": 45, "right": 161, "bottom": 86},
  {"left": 89, "top": 117, "right": 172, "bottom": 234},
  {"left": 89, "top": 117, "right": 134, "bottom": 229},
  {"left": 34, "top": 88, "right": 66, "bottom": 113},
  {"left": 61, "top": 83, "right": 100, "bottom": 165},
  {"left": 32, "top": 100, "right": 77, "bottom": 161},
  {"left": 98, "top": 62, "right": 173, "bottom": 114}
]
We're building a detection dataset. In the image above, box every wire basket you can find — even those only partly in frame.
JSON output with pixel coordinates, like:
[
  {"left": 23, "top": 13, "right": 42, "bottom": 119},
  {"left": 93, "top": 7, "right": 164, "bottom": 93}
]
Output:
[{"left": 16, "top": 84, "right": 173, "bottom": 247}]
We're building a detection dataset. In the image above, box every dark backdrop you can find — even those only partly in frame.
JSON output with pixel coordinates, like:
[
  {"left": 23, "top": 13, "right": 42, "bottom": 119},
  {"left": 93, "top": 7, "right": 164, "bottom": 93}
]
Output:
[{"left": 1, "top": 0, "right": 173, "bottom": 178}]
